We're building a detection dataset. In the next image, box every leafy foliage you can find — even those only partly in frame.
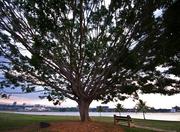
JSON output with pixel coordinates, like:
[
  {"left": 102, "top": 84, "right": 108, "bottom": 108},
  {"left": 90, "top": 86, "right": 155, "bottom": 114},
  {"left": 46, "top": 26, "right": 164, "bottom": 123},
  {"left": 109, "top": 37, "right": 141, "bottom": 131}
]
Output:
[
  {"left": 97, "top": 106, "right": 104, "bottom": 117},
  {"left": 115, "top": 103, "right": 124, "bottom": 115},
  {"left": 136, "top": 100, "right": 149, "bottom": 112},
  {"left": 135, "top": 99, "right": 149, "bottom": 119}
]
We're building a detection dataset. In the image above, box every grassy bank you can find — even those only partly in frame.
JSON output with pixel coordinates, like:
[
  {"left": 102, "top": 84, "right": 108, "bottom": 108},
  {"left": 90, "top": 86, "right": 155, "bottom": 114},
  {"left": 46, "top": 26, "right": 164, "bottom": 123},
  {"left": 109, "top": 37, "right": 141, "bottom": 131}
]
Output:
[{"left": 0, "top": 112, "right": 179, "bottom": 132}]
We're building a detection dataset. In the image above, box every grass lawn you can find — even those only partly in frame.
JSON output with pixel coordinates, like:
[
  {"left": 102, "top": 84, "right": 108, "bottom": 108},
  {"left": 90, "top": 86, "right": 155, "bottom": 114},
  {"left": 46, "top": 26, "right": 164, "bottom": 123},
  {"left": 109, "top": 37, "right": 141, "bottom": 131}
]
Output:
[
  {"left": 92, "top": 116, "right": 180, "bottom": 132},
  {"left": 133, "top": 118, "right": 180, "bottom": 131},
  {"left": 0, "top": 112, "right": 179, "bottom": 132},
  {"left": 0, "top": 112, "right": 79, "bottom": 131}
]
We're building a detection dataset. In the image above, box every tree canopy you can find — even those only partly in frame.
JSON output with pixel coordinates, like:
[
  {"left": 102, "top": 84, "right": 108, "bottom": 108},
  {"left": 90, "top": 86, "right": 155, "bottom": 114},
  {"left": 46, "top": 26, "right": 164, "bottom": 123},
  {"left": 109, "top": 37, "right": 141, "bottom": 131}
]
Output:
[{"left": 0, "top": 0, "right": 179, "bottom": 121}]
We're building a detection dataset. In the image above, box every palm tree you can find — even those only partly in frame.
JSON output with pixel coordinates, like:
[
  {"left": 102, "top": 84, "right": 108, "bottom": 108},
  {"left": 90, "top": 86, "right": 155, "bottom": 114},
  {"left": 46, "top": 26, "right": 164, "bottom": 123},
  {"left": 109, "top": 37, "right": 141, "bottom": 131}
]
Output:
[
  {"left": 115, "top": 103, "right": 124, "bottom": 116},
  {"left": 135, "top": 99, "right": 149, "bottom": 120},
  {"left": 97, "top": 106, "right": 103, "bottom": 117}
]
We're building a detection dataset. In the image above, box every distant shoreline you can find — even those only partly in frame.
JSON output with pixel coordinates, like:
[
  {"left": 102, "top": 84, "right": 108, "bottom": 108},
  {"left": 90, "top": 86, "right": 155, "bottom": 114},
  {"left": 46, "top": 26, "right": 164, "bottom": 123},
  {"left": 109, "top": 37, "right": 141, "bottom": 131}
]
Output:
[{"left": 1, "top": 111, "right": 180, "bottom": 121}]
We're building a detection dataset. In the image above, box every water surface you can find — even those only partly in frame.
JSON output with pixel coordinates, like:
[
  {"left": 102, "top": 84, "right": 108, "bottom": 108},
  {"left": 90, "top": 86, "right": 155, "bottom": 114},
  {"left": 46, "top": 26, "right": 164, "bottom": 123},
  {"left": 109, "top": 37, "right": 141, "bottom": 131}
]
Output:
[{"left": 3, "top": 111, "right": 180, "bottom": 121}]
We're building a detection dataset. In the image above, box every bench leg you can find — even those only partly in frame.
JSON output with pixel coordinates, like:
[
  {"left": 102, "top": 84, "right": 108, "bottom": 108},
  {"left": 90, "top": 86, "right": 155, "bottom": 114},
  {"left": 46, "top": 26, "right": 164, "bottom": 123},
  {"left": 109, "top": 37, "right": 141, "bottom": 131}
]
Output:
[
  {"left": 128, "top": 121, "right": 130, "bottom": 127},
  {"left": 114, "top": 119, "right": 117, "bottom": 125}
]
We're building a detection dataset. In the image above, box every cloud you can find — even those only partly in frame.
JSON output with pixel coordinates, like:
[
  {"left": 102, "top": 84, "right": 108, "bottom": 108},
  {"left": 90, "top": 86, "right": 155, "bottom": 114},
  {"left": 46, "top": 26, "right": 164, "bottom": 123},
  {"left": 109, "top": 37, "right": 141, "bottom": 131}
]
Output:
[{"left": 0, "top": 96, "right": 34, "bottom": 105}]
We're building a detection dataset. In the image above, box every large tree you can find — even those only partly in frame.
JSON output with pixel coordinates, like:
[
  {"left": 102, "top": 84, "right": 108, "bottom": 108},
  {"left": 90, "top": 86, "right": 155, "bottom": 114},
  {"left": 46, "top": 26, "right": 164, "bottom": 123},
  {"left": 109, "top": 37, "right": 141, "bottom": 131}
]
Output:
[{"left": 0, "top": 0, "right": 179, "bottom": 121}]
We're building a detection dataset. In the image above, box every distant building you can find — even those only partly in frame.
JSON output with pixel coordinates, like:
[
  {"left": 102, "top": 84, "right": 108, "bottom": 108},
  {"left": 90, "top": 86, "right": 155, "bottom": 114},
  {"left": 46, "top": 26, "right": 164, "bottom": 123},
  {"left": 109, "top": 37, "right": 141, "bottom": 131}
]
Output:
[
  {"left": 170, "top": 108, "right": 176, "bottom": 113},
  {"left": 172, "top": 106, "right": 180, "bottom": 112}
]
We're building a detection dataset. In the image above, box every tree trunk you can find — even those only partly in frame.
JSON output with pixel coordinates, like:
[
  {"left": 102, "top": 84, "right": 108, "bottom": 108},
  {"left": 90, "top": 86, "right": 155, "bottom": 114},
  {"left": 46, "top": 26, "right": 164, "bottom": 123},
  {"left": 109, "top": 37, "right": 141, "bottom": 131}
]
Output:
[
  {"left": 143, "top": 112, "right": 146, "bottom": 120},
  {"left": 78, "top": 99, "right": 91, "bottom": 122}
]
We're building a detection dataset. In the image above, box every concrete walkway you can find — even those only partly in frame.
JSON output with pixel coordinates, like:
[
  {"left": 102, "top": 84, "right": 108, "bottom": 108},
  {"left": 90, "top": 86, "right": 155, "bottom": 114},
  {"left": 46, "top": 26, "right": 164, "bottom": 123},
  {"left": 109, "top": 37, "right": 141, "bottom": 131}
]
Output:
[
  {"left": 133, "top": 125, "right": 176, "bottom": 132},
  {"left": 120, "top": 122, "right": 176, "bottom": 132}
]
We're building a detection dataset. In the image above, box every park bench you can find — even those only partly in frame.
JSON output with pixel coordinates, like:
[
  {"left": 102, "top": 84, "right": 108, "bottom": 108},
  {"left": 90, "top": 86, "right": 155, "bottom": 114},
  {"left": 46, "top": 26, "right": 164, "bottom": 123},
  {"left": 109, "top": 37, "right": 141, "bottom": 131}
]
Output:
[{"left": 114, "top": 115, "right": 133, "bottom": 127}]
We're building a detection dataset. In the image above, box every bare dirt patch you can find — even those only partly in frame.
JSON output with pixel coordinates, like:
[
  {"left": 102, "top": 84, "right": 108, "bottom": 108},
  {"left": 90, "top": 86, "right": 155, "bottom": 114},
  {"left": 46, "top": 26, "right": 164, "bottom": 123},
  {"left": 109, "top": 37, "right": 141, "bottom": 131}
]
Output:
[
  {"left": 8, "top": 121, "right": 124, "bottom": 132},
  {"left": 45, "top": 121, "right": 124, "bottom": 132}
]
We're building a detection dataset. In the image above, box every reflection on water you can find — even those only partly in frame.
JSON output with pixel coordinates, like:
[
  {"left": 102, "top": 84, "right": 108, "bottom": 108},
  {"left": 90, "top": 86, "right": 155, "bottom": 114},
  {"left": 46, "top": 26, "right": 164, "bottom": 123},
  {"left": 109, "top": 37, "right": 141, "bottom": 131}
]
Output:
[{"left": 3, "top": 111, "right": 179, "bottom": 121}]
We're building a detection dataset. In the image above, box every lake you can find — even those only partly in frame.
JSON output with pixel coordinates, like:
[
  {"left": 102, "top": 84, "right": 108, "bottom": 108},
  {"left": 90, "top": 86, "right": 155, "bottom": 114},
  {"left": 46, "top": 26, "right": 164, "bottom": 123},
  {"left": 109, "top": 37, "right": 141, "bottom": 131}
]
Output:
[{"left": 3, "top": 111, "right": 180, "bottom": 121}]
